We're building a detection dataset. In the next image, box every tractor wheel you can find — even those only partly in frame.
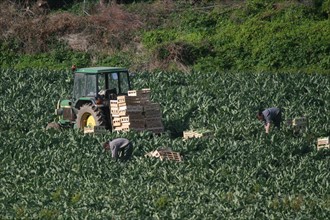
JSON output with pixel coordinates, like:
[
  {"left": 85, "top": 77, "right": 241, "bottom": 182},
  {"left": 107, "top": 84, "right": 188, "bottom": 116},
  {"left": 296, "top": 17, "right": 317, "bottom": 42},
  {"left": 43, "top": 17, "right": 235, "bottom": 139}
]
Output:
[
  {"left": 46, "top": 122, "right": 61, "bottom": 130},
  {"left": 75, "top": 104, "right": 107, "bottom": 129}
]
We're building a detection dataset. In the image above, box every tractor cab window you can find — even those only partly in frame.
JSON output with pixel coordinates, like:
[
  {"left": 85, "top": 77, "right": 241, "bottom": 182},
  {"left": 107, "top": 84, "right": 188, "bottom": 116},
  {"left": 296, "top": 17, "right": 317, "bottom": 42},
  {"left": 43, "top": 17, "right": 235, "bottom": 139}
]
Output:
[
  {"left": 73, "top": 73, "right": 85, "bottom": 100},
  {"left": 108, "top": 71, "right": 130, "bottom": 95},
  {"left": 108, "top": 73, "right": 119, "bottom": 95},
  {"left": 119, "top": 71, "right": 130, "bottom": 94},
  {"left": 98, "top": 73, "right": 106, "bottom": 92},
  {"left": 73, "top": 73, "right": 97, "bottom": 100},
  {"left": 85, "top": 74, "right": 97, "bottom": 97}
]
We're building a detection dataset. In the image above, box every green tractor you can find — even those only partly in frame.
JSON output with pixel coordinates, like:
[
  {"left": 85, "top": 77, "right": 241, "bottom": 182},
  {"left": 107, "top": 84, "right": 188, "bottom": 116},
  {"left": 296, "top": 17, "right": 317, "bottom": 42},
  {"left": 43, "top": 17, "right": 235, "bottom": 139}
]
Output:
[{"left": 46, "top": 67, "right": 132, "bottom": 131}]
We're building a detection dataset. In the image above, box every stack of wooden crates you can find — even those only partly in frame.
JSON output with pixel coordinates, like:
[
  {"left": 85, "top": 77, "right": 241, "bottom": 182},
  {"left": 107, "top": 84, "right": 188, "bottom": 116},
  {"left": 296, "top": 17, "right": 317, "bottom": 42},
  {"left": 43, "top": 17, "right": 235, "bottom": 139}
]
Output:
[{"left": 110, "top": 88, "right": 164, "bottom": 134}]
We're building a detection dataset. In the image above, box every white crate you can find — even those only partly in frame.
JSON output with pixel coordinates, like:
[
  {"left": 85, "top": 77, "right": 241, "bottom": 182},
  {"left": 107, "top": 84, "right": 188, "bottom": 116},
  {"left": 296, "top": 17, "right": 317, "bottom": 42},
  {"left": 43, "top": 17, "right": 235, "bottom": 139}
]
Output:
[
  {"left": 84, "top": 126, "right": 107, "bottom": 134},
  {"left": 317, "top": 137, "right": 329, "bottom": 150}
]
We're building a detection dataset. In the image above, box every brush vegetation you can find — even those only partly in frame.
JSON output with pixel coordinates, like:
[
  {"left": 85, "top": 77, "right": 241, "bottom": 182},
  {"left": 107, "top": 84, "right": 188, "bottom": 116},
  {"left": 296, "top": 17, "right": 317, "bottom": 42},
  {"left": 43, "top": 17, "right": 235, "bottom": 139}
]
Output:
[{"left": 0, "top": 0, "right": 329, "bottom": 73}]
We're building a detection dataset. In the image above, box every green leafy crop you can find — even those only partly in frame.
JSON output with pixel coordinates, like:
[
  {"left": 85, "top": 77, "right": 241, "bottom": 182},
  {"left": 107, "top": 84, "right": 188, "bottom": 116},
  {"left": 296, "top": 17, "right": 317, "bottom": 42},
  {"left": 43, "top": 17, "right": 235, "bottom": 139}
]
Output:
[{"left": 0, "top": 69, "right": 329, "bottom": 219}]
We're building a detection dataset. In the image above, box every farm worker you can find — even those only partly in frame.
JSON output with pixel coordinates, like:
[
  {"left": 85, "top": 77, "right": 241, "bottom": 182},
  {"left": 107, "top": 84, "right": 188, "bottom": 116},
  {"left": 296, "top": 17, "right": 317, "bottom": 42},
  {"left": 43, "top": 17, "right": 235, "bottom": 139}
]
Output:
[
  {"left": 257, "top": 107, "right": 282, "bottom": 134},
  {"left": 103, "top": 138, "right": 133, "bottom": 161}
]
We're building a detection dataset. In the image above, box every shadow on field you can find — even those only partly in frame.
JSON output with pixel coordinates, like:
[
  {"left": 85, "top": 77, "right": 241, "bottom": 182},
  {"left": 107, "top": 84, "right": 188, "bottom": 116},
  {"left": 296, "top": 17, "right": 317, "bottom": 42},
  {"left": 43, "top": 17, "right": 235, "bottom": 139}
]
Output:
[{"left": 165, "top": 105, "right": 198, "bottom": 139}]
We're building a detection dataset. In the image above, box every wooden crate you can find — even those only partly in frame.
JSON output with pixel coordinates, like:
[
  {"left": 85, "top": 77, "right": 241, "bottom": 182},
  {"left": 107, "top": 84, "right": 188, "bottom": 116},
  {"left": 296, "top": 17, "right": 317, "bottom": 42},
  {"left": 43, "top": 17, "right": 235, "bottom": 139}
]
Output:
[
  {"left": 145, "top": 148, "right": 182, "bottom": 162},
  {"left": 145, "top": 117, "right": 163, "bottom": 128},
  {"left": 144, "top": 103, "right": 161, "bottom": 111},
  {"left": 183, "top": 130, "right": 213, "bottom": 139},
  {"left": 317, "top": 137, "right": 329, "bottom": 150},
  {"left": 121, "top": 118, "right": 145, "bottom": 127},
  {"left": 120, "top": 116, "right": 144, "bottom": 122},
  {"left": 118, "top": 109, "right": 144, "bottom": 116},
  {"left": 146, "top": 126, "right": 164, "bottom": 134},
  {"left": 119, "top": 105, "right": 143, "bottom": 112},
  {"left": 114, "top": 125, "right": 145, "bottom": 132},
  {"left": 122, "top": 123, "right": 145, "bottom": 129},
  {"left": 110, "top": 109, "right": 120, "bottom": 117},
  {"left": 110, "top": 100, "right": 118, "bottom": 108},
  {"left": 112, "top": 118, "right": 121, "bottom": 127},
  {"left": 117, "top": 95, "right": 144, "bottom": 105},
  {"left": 144, "top": 109, "right": 162, "bottom": 118},
  {"left": 159, "top": 151, "right": 182, "bottom": 161},
  {"left": 291, "top": 117, "right": 308, "bottom": 133},
  {"left": 84, "top": 126, "right": 107, "bottom": 134},
  {"left": 128, "top": 88, "right": 151, "bottom": 98},
  {"left": 292, "top": 117, "right": 308, "bottom": 126}
]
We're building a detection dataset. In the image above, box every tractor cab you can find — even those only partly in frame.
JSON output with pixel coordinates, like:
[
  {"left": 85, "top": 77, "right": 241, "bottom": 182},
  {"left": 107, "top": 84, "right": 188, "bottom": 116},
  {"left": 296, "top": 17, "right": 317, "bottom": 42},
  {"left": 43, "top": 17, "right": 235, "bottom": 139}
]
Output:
[
  {"left": 50, "top": 67, "right": 132, "bottom": 130},
  {"left": 73, "top": 67, "right": 131, "bottom": 107}
]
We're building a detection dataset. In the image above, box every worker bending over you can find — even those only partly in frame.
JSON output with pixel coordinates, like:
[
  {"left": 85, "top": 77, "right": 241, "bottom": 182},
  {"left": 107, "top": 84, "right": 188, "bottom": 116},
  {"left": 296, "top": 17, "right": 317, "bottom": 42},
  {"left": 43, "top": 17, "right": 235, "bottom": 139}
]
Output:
[
  {"left": 103, "top": 138, "right": 133, "bottom": 161},
  {"left": 257, "top": 107, "right": 282, "bottom": 134}
]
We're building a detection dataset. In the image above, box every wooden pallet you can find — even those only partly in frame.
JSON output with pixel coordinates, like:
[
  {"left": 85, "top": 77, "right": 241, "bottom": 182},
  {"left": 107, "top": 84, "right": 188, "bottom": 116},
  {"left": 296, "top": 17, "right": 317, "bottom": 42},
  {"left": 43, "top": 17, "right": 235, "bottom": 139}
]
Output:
[
  {"left": 317, "top": 137, "right": 329, "bottom": 150},
  {"left": 159, "top": 151, "right": 182, "bottom": 161}
]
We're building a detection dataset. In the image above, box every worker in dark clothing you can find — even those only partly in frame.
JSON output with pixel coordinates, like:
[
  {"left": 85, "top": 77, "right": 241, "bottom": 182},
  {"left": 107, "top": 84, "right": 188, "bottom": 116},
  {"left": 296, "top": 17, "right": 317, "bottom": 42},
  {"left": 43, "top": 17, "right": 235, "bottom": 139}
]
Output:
[
  {"left": 257, "top": 107, "right": 282, "bottom": 134},
  {"left": 103, "top": 138, "right": 133, "bottom": 161}
]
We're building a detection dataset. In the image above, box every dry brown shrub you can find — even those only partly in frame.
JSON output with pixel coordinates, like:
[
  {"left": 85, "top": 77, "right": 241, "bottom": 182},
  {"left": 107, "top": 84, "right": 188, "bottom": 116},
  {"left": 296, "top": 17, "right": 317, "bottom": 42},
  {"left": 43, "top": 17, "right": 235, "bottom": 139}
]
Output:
[
  {"left": 85, "top": 4, "right": 144, "bottom": 53},
  {"left": 128, "top": 0, "right": 175, "bottom": 29},
  {"left": 45, "top": 12, "right": 86, "bottom": 35},
  {"left": 89, "top": 4, "right": 142, "bottom": 33}
]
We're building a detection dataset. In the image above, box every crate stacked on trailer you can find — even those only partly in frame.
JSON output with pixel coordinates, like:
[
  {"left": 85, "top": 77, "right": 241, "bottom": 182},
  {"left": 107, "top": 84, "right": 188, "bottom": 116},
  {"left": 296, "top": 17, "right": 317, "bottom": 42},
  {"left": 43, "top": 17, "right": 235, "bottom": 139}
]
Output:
[
  {"left": 110, "top": 89, "right": 164, "bottom": 134},
  {"left": 144, "top": 102, "right": 164, "bottom": 134}
]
